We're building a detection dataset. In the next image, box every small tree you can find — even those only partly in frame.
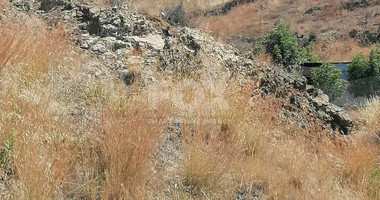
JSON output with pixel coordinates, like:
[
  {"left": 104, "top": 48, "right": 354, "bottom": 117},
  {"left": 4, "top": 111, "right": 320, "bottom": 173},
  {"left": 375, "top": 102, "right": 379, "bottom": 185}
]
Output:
[
  {"left": 312, "top": 63, "right": 347, "bottom": 100},
  {"left": 348, "top": 53, "right": 369, "bottom": 81},
  {"left": 264, "top": 22, "right": 305, "bottom": 68}
]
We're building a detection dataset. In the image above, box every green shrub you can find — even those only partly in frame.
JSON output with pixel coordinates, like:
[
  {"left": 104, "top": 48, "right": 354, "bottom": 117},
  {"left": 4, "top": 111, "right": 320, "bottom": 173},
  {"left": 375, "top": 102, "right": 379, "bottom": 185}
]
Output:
[
  {"left": 311, "top": 63, "right": 347, "bottom": 100},
  {"left": 264, "top": 22, "right": 306, "bottom": 68},
  {"left": 368, "top": 44, "right": 380, "bottom": 75},
  {"left": 348, "top": 45, "right": 380, "bottom": 81},
  {"left": 348, "top": 53, "right": 370, "bottom": 81}
]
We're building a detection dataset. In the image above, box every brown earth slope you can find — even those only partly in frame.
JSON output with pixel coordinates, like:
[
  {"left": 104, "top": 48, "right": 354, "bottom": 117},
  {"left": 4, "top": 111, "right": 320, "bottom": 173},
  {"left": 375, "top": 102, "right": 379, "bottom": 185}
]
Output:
[
  {"left": 195, "top": 0, "right": 380, "bottom": 61},
  {"left": 128, "top": 0, "right": 380, "bottom": 61}
]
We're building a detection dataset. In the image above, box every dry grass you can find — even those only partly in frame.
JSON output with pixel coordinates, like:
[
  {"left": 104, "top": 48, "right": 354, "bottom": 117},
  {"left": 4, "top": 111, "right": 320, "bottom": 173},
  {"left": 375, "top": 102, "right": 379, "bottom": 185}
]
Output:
[
  {"left": 312, "top": 39, "right": 372, "bottom": 61},
  {"left": 99, "top": 96, "right": 168, "bottom": 199},
  {"left": 193, "top": 0, "right": 379, "bottom": 61},
  {"left": 353, "top": 98, "right": 380, "bottom": 136},
  {"left": 0, "top": 4, "right": 379, "bottom": 200},
  {"left": 8, "top": 98, "right": 75, "bottom": 199},
  {"left": 0, "top": 18, "right": 69, "bottom": 76},
  {"left": 166, "top": 81, "right": 380, "bottom": 199}
]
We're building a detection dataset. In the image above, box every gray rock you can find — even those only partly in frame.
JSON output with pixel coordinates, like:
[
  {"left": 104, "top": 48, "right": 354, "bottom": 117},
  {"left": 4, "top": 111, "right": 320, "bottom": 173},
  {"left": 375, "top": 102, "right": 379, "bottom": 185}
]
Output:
[
  {"left": 91, "top": 41, "right": 107, "bottom": 53},
  {"left": 9, "top": 0, "right": 29, "bottom": 11},
  {"left": 131, "top": 34, "right": 165, "bottom": 50}
]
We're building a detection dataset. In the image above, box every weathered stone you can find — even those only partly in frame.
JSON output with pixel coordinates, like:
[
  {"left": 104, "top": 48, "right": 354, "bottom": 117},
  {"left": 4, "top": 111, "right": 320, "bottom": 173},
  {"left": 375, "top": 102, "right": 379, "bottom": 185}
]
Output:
[
  {"left": 9, "top": 0, "right": 29, "bottom": 11},
  {"left": 91, "top": 41, "right": 107, "bottom": 53},
  {"left": 131, "top": 34, "right": 165, "bottom": 50}
]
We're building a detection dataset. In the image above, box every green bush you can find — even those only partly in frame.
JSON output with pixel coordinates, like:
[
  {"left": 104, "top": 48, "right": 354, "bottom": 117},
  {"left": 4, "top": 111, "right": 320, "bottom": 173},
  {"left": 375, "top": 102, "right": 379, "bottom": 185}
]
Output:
[
  {"left": 312, "top": 63, "right": 347, "bottom": 100},
  {"left": 348, "top": 53, "right": 370, "bottom": 81},
  {"left": 348, "top": 45, "right": 380, "bottom": 81},
  {"left": 368, "top": 44, "right": 380, "bottom": 75},
  {"left": 264, "top": 22, "right": 306, "bottom": 68}
]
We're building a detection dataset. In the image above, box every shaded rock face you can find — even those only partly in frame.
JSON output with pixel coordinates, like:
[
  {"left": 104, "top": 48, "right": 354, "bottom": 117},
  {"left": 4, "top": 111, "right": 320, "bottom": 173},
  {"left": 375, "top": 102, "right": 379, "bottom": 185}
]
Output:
[
  {"left": 204, "top": 0, "right": 256, "bottom": 16},
  {"left": 25, "top": 0, "right": 352, "bottom": 134},
  {"left": 350, "top": 27, "right": 380, "bottom": 46},
  {"left": 39, "top": 0, "right": 71, "bottom": 12},
  {"left": 162, "top": 2, "right": 187, "bottom": 26},
  {"left": 341, "top": 0, "right": 370, "bottom": 11}
]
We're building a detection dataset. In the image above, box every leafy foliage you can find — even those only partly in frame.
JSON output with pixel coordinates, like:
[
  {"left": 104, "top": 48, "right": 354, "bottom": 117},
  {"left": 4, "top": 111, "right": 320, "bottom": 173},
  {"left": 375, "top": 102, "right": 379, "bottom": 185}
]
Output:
[
  {"left": 348, "top": 53, "right": 369, "bottom": 81},
  {"left": 347, "top": 45, "right": 380, "bottom": 96},
  {"left": 368, "top": 44, "right": 380, "bottom": 75},
  {"left": 348, "top": 45, "right": 380, "bottom": 81},
  {"left": 264, "top": 22, "right": 319, "bottom": 68},
  {"left": 312, "top": 63, "right": 347, "bottom": 100},
  {"left": 264, "top": 22, "right": 305, "bottom": 67}
]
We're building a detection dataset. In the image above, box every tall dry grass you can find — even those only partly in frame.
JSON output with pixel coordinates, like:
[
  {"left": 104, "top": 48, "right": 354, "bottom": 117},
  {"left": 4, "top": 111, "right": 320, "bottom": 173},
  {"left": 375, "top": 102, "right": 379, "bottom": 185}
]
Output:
[
  {"left": 99, "top": 96, "right": 169, "bottom": 199},
  {"left": 0, "top": 18, "right": 69, "bottom": 75},
  {"left": 167, "top": 80, "right": 380, "bottom": 199}
]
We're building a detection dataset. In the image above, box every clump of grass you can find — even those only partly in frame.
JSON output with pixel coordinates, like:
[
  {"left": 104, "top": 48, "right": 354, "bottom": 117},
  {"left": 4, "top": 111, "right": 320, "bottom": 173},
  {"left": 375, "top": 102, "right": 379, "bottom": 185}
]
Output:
[
  {"left": 0, "top": 18, "right": 69, "bottom": 75},
  {"left": 0, "top": 96, "right": 76, "bottom": 199},
  {"left": 99, "top": 95, "right": 169, "bottom": 199}
]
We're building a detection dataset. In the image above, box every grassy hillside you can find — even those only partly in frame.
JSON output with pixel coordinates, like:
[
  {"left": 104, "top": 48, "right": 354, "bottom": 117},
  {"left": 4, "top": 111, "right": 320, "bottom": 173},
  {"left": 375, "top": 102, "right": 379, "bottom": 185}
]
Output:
[{"left": 0, "top": 0, "right": 379, "bottom": 199}]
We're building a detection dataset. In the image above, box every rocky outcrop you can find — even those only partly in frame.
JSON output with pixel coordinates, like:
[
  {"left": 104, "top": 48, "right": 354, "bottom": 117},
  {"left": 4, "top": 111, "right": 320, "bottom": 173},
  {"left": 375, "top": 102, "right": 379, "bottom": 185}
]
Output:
[
  {"left": 17, "top": 0, "right": 352, "bottom": 134},
  {"left": 349, "top": 27, "right": 380, "bottom": 46},
  {"left": 341, "top": 0, "right": 370, "bottom": 11},
  {"left": 252, "top": 67, "right": 353, "bottom": 134}
]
